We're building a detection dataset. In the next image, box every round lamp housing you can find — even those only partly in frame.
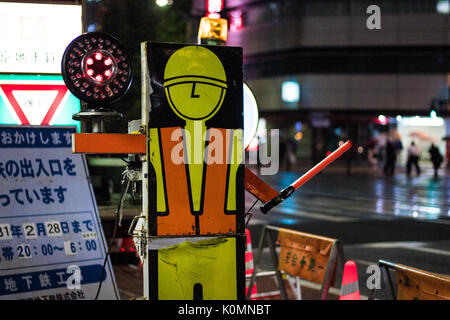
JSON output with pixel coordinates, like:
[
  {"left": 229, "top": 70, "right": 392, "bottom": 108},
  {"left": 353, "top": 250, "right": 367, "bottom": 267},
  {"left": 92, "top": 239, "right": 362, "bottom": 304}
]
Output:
[{"left": 61, "top": 32, "right": 132, "bottom": 106}]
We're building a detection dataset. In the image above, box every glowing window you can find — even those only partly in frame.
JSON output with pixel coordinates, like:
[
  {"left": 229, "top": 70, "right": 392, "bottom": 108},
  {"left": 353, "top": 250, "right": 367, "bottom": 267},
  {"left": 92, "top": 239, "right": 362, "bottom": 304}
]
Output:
[{"left": 282, "top": 81, "right": 300, "bottom": 103}]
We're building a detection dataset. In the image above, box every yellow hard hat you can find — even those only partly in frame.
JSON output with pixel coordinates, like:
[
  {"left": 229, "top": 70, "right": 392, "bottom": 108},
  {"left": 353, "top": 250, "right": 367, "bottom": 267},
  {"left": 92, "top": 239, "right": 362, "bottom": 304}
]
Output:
[{"left": 164, "top": 46, "right": 227, "bottom": 89}]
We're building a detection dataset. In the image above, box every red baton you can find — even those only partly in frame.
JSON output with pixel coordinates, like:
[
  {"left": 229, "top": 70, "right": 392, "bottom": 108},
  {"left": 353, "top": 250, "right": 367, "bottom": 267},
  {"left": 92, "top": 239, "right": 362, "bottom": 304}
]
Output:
[{"left": 260, "top": 140, "right": 352, "bottom": 214}]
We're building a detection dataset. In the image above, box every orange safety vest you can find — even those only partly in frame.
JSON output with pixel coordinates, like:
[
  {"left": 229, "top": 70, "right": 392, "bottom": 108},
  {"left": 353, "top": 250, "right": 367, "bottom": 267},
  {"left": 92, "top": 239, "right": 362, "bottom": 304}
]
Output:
[{"left": 149, "top": 126, "right": 242, "bottom": 236}]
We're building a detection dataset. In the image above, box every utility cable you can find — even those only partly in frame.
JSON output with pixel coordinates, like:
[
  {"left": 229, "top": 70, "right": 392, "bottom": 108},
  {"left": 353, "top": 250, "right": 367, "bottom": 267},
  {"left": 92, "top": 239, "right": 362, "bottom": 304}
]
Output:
[{"left": 94, "top": 173, "right": 130, "bottom": 300}]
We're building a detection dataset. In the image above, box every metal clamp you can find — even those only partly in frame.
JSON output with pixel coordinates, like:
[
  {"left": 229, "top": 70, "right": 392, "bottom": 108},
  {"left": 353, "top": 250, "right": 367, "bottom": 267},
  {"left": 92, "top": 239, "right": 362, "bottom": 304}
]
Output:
[{"left": 128, "top": 215, "right": 146, "bottom": 237}]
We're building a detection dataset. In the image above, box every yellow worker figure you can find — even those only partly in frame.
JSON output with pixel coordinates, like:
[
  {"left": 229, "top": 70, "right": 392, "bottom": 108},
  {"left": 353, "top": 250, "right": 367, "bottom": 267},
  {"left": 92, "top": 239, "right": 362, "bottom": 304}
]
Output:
[
  {"left": 165, "top": 45, "right": 227, "bottom": 215},
  {"left": 149, "top": 45, "right": 243, "bottom": 236},
  {"left": 147, "top": 45, "right": 244, "bottom": 300},
  {"left": 158, "top": 237, "right": 238, "bottom": 299}
]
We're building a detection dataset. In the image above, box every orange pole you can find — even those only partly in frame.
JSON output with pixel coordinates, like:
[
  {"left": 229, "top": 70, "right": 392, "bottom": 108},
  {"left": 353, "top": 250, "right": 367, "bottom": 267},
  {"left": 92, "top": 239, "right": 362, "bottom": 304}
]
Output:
[
  {"left": 292, "top": 140, "right": 352, "bottom": 190},
  {"left": 260, "top": 140, "right": 352, "bottom": 214}
]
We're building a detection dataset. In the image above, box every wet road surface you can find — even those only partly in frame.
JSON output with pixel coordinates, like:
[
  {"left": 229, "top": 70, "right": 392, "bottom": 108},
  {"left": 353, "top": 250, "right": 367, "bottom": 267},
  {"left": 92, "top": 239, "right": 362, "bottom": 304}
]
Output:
[{"left": 245, "top": 164, "right": 450, "bottom": 299}]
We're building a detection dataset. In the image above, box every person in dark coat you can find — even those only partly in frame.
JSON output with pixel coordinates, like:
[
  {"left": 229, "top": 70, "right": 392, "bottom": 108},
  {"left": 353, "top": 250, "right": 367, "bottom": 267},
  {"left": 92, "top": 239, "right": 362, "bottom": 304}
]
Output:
[
  {"left": 429, "top": 143, "right": 443, "bottom": 178},
  {"left": 383, "top": 139, "right": 397, "bottom": 176}
]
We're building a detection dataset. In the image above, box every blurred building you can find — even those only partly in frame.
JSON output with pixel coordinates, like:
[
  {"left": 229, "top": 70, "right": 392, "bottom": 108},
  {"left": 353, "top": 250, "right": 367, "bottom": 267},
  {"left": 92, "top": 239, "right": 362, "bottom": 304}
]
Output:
[{"left": 192, "top": 0, "right": 450, "bottom": 165}]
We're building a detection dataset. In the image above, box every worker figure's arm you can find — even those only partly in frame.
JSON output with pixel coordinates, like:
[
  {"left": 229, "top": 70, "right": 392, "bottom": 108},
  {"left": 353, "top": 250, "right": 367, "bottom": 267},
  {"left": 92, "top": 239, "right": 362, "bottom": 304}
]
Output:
[
  {"left": 149, "top": 128, "right": 167, "bottom": 213},
  {"left": 225, "top": 129, "right": 243, "bottom": 212}
]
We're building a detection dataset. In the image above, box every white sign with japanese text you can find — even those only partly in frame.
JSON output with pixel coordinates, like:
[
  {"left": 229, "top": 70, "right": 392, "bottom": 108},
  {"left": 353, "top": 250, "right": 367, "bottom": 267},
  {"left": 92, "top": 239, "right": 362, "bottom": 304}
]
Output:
[
  {"left": 0, "top": 125, "right": 119, "bottom": 300},
  {"left": 0, "top": 2, "right": 82, "bottom": 73}
]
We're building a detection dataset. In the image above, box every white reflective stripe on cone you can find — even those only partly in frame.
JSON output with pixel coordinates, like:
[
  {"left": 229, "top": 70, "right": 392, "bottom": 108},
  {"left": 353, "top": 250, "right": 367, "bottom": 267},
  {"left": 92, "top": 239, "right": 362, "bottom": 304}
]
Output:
[{"left": 341, "top": 281, "right": 359, "bottom": 296}]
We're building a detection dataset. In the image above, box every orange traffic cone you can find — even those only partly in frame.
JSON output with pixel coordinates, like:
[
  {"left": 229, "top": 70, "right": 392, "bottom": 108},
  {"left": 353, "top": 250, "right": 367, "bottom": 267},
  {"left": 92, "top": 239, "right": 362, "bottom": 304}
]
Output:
[
  {"left": 245, "top": 228, "right": 258, "bottom": 299},
  {"left": 339, "top": 260, "right": 360, "bottom": 300}
]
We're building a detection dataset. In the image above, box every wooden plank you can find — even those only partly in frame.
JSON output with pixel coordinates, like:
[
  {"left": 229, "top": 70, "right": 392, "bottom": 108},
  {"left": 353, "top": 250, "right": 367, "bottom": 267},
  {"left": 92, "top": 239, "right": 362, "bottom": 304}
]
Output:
[
  {"left": 392, "top": 262, "right": 450, "bottom": 300},
  {"left": 245, "top": 168, "right": 278, "bottom": 203},
  {"left": 72, "top": 133, "right": 146, "bottom": 154}
]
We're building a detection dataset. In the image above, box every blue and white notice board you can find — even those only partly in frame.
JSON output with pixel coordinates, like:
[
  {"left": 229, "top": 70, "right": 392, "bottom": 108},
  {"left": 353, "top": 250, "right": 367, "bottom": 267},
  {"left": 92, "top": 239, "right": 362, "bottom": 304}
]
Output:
[{"left": 0, "top": 125, "right": 119, "bottom": 300}]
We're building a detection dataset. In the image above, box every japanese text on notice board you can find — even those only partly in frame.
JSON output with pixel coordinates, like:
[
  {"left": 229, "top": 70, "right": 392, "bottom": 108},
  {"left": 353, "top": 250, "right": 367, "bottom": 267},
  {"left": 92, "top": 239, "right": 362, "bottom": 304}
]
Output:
[{"left": 0, "top": 126, "right": 118, "bottom": 299}]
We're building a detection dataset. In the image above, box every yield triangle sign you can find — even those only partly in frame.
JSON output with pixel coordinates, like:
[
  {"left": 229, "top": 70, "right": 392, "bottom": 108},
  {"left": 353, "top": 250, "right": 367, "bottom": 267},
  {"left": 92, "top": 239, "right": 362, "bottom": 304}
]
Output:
[{"left": 0, "top": 84, "right": 68, "bottom": 125}]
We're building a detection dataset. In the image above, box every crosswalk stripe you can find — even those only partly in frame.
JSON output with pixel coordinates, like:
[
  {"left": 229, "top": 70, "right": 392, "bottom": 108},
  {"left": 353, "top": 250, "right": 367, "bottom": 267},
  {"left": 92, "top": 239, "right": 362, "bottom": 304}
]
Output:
[
  {"left": 274, "top": 207, "right": 359, "bottom": 222},
  {"left": 351, "top": 241, "right": 450, "bottom": 257}
]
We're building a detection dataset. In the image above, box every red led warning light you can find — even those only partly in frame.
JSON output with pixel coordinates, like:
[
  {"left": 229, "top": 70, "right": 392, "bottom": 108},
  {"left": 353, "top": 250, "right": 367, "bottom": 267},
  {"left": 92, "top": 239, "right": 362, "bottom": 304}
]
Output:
[
  {"left": 83, "top": 51, "right": 115, "bottom": 83},
  {"left": 61, "top": 32, "right": 133, "bottom": 105}
]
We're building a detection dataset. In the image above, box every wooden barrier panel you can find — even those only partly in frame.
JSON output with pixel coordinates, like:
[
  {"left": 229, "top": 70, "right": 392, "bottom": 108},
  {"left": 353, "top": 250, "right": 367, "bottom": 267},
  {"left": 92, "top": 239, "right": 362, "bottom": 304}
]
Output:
[
  {"left": 370, "top": 260, "right": 450, "bottom": 300},
  {"left": 277, "top": 228, "right": 336, "bottom": 285},
  {"left": 396, "top": 265, "right": 450, "bottom": 300},
  {"left": 246, "top": 225, "right": 346, "bottom": 300}
]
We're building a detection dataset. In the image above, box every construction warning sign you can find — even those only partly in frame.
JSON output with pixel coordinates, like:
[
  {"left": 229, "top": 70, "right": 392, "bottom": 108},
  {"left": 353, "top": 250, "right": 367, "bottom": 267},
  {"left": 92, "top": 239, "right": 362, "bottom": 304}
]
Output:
[
  {"left": 277, "top": 228, "right": 336, "bottom": 284},
  {"left": 142, "top": 42, "right": 245, "bottom": 300},
  {"left": 144, "top": 43, "right": 244, "bottom": 237},
  {"left": 0, "top": 125, "right": 118, "bottom": 300}
]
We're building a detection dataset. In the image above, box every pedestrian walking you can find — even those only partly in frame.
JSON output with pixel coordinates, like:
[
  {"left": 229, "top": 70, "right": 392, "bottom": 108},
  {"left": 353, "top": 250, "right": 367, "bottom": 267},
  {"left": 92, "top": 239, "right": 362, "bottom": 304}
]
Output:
[
  {"left": 286, "top": 138, "right": 297, "bottom": 171},
  {"left": 428, "top": 143, "right": 443, "bottom": 178},
  {"left": 406, "top": 141, "right": 421, "bottom": 177},
  {"left": 366, "top": 138, "right": 378, "bottom": 168},
  {"left": 383, "top": 138, "right": 398, "bottom": 175}
]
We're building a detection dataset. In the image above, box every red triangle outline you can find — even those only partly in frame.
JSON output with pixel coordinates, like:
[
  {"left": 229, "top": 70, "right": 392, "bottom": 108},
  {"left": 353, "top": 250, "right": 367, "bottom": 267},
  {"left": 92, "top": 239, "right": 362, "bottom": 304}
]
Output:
[{"left": 0, "top": 84, "right": 68, "bottom": 125}]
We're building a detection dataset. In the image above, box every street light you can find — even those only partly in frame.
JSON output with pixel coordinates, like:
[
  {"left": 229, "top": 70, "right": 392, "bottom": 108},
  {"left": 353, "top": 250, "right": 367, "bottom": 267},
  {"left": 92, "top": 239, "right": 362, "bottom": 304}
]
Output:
[
  {"left": 61, "top": 32, "right": 133, "bottom": 132},
  {"left": 156, "top": 0, "right": 172, "bottom": 7}
]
